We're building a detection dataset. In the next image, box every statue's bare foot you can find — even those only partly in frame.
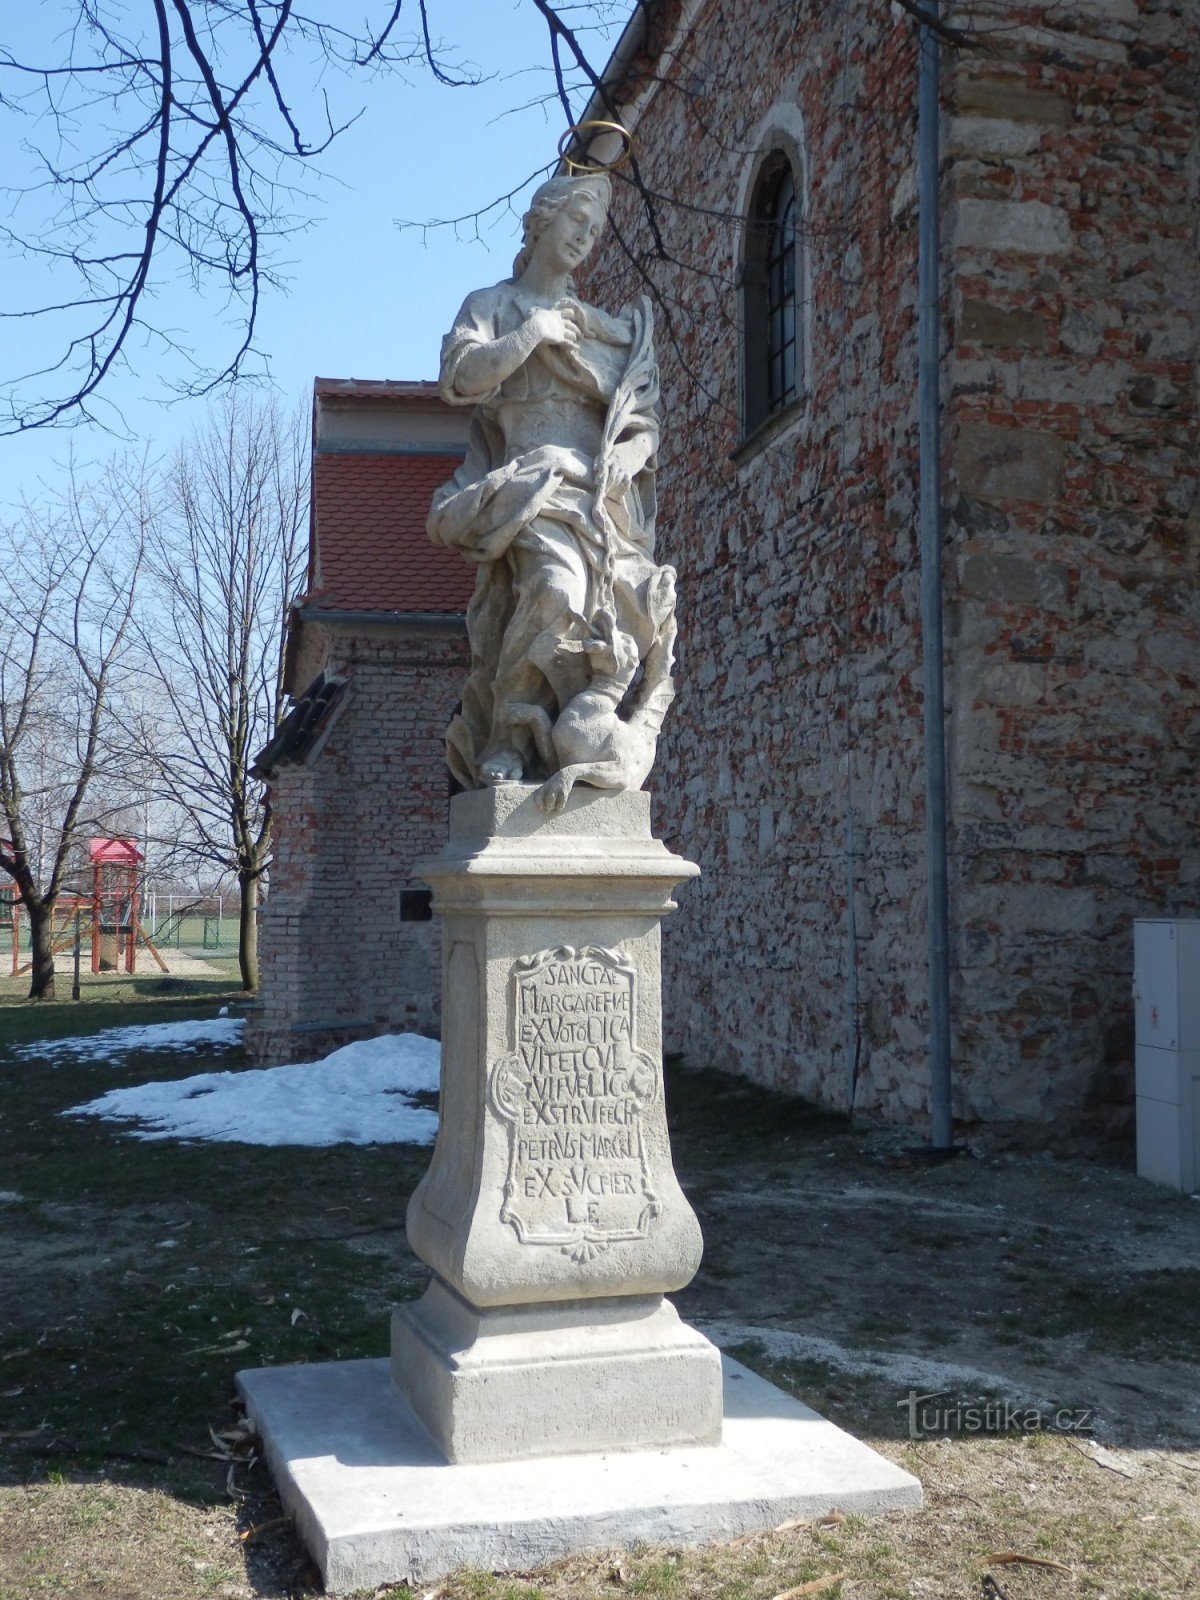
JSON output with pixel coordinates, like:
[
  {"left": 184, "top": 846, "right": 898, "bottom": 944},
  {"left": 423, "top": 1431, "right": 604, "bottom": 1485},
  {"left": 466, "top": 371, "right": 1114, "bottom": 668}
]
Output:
[
  {"left": 536, "top": 771, "right": 574, "bottom": 813},
  {"left": 480, "top": 750, "right": 523, "bottom": 786}
]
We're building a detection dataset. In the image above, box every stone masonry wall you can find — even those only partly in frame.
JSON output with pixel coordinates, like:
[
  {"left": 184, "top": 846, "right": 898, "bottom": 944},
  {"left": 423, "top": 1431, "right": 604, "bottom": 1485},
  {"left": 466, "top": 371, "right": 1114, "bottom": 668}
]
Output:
[
  {"left": 580, "top": 0, "right": 932, "bottom": 1124},
  {"left": 578, "top": 0, "right": 1199, "bottom": 1138},
  {"left": 248, "top": 622, "right": 467, "bottom": 1063},
  {"left": 943, "top": 0, "right": 1200, "bottom": 1135}
]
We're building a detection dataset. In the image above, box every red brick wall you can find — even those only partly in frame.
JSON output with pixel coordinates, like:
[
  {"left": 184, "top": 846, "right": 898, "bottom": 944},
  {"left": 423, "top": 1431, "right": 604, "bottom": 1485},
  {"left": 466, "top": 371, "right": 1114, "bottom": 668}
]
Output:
[{"left": 247, "top": 622, "right": 468, "bottom": 1063}]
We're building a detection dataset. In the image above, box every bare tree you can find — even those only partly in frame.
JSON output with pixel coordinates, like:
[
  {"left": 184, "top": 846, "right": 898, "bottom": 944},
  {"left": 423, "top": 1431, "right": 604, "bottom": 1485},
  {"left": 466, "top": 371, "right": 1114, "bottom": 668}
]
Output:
[
  {"left": 0, "top": 474, "right": 144, "bottom": 999},
  {"left": 135, "top": 391, "right": 307, "bottom": 991},
  {"left": 0, "top": 1, "right": 474, "bottom": 435}
]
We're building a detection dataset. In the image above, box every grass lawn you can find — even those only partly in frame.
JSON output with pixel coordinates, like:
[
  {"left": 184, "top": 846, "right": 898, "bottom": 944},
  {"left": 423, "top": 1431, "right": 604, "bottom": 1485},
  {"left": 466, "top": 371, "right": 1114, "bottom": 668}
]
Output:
[
  {"left": 0, "top": 960, "right": 242, "bottom": 1028},
  {"left": 1, "top": 989, "right": 1198, "bottom": 1600}
]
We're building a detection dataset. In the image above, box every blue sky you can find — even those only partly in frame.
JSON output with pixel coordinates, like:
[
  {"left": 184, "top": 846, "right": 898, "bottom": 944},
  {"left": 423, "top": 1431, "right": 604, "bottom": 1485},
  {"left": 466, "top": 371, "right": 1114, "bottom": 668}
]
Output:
[{"left": 0, "top": 2, "right": 629, "bottom": 508}]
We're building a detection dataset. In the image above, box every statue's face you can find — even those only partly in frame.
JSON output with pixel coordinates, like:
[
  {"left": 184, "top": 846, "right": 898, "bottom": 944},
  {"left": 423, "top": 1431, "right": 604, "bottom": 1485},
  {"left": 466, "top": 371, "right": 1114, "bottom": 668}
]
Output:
[{"left": 532, "top": 190, "right": 606, "bottom": 275}]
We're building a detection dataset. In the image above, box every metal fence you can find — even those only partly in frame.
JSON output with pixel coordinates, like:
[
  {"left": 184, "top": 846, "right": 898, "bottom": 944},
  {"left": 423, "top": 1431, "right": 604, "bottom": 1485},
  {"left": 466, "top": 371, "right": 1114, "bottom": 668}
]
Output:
[
  {"left": 0, "top": 905, "right": 229, "bottom": 959},
  {"left": 149, "top": 911, "right": 227, "bottom": 951}
]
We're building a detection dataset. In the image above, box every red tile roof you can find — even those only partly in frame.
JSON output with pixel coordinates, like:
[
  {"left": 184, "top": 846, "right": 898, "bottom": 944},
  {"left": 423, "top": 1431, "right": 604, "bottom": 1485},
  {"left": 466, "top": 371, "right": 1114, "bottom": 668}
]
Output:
[{"left": 308, "top": 451, "right": 473, "bottom": 615}]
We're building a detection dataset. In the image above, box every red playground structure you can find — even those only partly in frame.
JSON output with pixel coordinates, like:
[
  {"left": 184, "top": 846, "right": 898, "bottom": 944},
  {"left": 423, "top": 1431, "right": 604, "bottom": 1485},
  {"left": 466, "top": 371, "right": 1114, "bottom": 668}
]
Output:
[
  {"left": 4, "top": 837, "right": 167, "bottom": 978},
  {"left": 88, "top": 837, "right": 148, "bottom": 974}
]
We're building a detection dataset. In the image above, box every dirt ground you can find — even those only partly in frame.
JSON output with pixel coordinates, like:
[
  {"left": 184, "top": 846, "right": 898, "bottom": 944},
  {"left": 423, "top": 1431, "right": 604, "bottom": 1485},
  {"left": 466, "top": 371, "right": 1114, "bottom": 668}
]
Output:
[
  {"left": 41, "top": 949, "right": 229, "bottom": 978},
  {"left": 1, "top": 1002, "right": 1198, "bottom": 1600},
  {"left": 670, "top": 1094, "right": 1200, "bottom": 1451}
]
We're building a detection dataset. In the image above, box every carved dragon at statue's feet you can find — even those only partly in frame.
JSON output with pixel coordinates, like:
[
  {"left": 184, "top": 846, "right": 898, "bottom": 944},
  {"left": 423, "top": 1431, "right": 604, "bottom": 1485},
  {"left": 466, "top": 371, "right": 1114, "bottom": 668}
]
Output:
[{"left": 506, "top": 570, "right": 678, "bottom": 812}]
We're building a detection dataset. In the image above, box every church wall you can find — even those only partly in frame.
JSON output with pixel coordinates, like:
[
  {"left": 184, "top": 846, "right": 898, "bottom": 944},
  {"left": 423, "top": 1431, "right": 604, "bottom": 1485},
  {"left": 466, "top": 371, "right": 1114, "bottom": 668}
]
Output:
[
  {"left": 248, "top": 624, "right": 467, "bottom": 1064},
  {"left": 579, "top": 0, "right": 932, "bottom": 1124},
  {"left": 579, "top": 0, "right": 1199, "bottom": 1139},
  {"left": 942, "top": 0, "right": 1200, "bottom": 1135}
]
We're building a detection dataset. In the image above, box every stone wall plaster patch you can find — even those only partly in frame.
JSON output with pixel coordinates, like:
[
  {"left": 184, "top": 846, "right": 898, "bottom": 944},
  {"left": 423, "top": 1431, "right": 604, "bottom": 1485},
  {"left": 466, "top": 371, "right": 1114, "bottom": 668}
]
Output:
[{"left": 490, "top": 945, "right": 660, "bottom": 1262}]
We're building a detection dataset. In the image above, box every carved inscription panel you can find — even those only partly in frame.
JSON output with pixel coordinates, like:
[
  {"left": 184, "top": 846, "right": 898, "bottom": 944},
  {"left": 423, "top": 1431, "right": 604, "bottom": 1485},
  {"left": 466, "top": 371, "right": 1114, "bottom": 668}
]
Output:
[{"left": 490, "top": 946, "right": 660, "bottom": 1261}]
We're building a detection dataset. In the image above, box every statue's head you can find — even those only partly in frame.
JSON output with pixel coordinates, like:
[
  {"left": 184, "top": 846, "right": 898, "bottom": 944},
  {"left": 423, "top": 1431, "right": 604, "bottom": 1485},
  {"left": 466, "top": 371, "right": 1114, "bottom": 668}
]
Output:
[{"left": 513, "top": 174, "right": 612, "bottom": 279}]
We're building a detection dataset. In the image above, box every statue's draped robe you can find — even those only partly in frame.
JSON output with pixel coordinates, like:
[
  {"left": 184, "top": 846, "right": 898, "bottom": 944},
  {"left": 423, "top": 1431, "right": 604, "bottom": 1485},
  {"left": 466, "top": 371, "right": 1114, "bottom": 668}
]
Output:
[{"left": 429, "top": 281, "right": 660, "bottom": 788}]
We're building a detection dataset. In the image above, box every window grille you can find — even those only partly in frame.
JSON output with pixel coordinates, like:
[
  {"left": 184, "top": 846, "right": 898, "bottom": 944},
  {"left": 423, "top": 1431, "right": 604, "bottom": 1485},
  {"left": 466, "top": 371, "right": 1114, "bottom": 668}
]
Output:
[
  {"left": 742, "top": 153, "right": 801, "bottom": 436},
  {"left": 764, "top": 167, "right": 797, "bottom": 414}
]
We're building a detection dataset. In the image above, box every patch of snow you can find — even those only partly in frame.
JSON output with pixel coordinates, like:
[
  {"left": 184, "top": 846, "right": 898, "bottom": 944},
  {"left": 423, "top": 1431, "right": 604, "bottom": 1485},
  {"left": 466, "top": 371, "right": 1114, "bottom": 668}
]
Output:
[
  {"left": 0, "top": 1190, "right": 21, "bottom": 1204},
  {"left": 64, "top": 1034, "right": 441, "bottom": 1148},
  {"left": 13, "top": 1016, "right": 244, "bottom": 1065},
  {"left": 702, "top": 1321, "right": 1055, "bottom": 1411}
]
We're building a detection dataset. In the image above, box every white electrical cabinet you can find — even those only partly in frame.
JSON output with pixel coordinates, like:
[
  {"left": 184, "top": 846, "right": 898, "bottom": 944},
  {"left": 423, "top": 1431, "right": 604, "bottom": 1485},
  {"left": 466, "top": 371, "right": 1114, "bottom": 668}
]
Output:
[{"left": 1133, "top": 919, "right": 1200, "bottom": 1193}]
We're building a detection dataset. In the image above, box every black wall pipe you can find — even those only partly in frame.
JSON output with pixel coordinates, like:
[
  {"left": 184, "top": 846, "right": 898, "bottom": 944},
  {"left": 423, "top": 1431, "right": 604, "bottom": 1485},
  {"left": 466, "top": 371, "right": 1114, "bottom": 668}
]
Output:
[{"left": 918, "top": 2, "right": 954, "bottom": 1148}]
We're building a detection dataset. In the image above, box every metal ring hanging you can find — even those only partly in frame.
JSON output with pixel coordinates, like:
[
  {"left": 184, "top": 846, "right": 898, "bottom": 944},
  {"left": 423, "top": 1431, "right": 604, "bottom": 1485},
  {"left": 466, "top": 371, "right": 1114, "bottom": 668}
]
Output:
[{"left": 557, "top": 119, "right": 634, "bottom": 176}]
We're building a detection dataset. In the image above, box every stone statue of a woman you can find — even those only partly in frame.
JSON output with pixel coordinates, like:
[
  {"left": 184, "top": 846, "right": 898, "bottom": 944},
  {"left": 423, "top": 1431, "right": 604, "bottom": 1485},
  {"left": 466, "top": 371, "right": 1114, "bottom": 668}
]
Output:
[{"left": 428, "top": 173, "right": 677, "bottom": 809}]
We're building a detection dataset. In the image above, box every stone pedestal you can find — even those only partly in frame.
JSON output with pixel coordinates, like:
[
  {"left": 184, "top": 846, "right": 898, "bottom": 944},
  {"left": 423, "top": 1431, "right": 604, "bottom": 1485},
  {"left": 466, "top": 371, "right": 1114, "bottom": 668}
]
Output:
[
  {"left": 237, "top": 784, "right": 923, "bottom": 1590},
  {"left": 391, "top": 784, "right": 724, "bottom": 1461},
  {"left": 392, "top": 1283, "right": 721, "bottom": 1463}
]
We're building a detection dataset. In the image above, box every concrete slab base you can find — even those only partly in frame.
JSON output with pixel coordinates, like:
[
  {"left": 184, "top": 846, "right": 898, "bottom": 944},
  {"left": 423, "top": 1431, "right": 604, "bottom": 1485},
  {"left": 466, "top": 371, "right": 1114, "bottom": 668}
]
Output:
[{"left": 237, "top": 1354, "right": 923, "bottom": 1594}]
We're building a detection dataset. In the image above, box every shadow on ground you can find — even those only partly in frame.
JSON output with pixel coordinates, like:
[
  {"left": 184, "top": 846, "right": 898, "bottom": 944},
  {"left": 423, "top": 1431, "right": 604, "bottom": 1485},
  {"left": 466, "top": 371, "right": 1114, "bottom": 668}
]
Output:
[{"left": 1, "top": 1022, "right": 1197, "bottom": 1599}]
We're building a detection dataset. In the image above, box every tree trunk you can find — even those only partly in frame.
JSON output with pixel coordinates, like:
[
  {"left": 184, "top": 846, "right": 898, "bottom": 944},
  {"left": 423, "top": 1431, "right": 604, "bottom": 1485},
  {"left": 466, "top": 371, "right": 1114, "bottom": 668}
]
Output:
[
  {"left": 238, "top": 872, "right": 259, "bottom": 992},
  {"left": 27, "top": 900, "right": 57, "bottom": 1001}
]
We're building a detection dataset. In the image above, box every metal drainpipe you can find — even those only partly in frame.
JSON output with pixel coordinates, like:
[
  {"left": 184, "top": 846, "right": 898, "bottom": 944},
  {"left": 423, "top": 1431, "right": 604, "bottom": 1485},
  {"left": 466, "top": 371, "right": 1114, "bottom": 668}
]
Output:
[{"left": 918, "top": 1, "right": 954, "bottom": 1149}]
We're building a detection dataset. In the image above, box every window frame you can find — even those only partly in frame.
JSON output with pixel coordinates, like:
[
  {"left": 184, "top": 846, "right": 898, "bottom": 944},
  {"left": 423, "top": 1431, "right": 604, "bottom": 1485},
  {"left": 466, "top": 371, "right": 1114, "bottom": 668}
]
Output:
[{"left": 735, "top": 111, "right": 809, "bottom": 453}]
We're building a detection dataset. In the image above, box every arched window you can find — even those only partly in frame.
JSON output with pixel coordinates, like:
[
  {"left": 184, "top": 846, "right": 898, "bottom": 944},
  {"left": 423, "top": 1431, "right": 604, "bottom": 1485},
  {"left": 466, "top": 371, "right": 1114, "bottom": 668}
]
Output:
[{"left": 742, "top": 151, "right": 801, "bottom": 437}]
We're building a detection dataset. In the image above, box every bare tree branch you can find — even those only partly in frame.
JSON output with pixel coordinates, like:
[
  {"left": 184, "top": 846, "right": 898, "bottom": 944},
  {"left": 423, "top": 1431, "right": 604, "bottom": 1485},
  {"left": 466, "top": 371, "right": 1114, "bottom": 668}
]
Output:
[{"left": 0, "top": 2, "right": 437, "bottom": 434}]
